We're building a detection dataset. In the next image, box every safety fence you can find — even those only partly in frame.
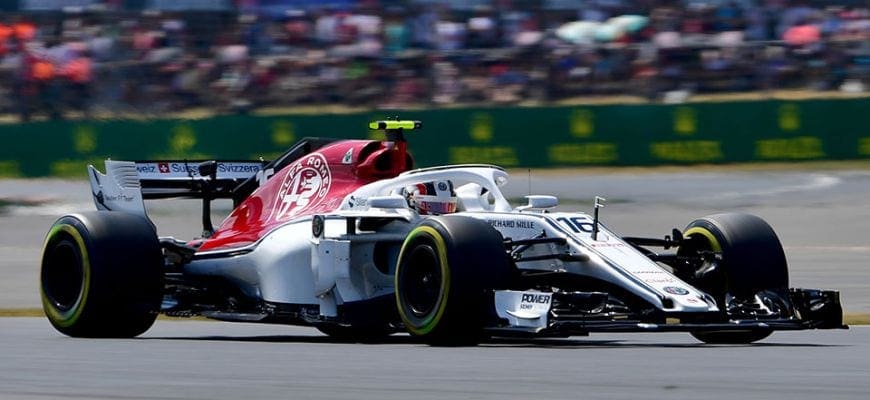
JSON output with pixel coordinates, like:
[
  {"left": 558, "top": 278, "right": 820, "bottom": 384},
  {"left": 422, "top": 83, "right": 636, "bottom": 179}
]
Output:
[{"left": 0, "top": 97, "right": 868, "bottom": 177}]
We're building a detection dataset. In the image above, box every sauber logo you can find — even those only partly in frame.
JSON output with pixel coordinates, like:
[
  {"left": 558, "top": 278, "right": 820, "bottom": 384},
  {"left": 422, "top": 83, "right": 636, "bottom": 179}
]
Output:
[{"left": 269, "top": 154, "right": 332, "bottom": 221}]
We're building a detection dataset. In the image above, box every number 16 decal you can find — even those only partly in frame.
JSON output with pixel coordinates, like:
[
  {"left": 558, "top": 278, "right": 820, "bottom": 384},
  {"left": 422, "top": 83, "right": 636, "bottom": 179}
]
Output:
[{"left": 557, "top": 217, "right": 594, "bottom": 233}]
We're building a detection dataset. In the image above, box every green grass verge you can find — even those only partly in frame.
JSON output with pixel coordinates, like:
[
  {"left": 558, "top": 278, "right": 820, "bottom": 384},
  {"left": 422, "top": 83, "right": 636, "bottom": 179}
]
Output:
[
  {"left": 0, "top": 308, "right": 44, "bottom": 317},
  {"left": 845, "top": 313, "right": 870, "bottom": 326},
  {"left": 2, "top": 308, "right": 868, "bottom": 325}
]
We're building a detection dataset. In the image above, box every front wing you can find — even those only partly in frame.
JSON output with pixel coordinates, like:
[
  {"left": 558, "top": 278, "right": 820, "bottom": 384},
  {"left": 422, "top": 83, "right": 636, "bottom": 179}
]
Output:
[{"left": 489, "top": 288, "right": 846, "bottom": 337}]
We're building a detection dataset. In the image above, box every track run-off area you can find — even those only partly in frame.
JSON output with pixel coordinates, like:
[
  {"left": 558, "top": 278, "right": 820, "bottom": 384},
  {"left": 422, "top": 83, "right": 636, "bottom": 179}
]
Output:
[{"left": 0, "top": 318, "right": 866, "bottom": 400}]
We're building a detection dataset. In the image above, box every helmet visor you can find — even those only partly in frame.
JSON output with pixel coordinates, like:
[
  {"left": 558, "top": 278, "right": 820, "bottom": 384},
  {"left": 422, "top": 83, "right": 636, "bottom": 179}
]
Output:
[{"left": 416, "top": 197, "right": 457, "bottom": 215}]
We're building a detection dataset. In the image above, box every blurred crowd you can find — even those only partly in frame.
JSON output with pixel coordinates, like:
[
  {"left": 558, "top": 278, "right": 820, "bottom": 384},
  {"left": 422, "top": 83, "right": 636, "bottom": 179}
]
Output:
[{"left": 0, "top": 0, "right": 868, "bottom": 121}]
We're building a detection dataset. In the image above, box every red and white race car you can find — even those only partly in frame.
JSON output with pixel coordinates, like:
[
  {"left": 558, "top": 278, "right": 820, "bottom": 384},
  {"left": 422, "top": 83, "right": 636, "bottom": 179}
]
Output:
[{"left": 40, "top": 120, "right": 845, "bottom": 344}]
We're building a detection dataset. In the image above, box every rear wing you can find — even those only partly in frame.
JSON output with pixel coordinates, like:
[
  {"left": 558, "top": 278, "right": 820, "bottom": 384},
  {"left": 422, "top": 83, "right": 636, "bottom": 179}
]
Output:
[
  {"left": 133, "top": 160, "right": 265, "bottom": 199},
  {"left": 88, "top": 160, "right": 264, "bottom": 235},
  {"left": 87, "top": 137, "right": 337, "bottom": 237}
]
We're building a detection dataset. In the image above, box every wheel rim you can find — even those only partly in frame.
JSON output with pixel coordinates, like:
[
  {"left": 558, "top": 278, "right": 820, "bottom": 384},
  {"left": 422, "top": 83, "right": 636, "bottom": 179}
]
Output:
[
  {"left": 400, "top": 244, "right": 442, "bottom": 317},
  {"left": 42, "top": 238, "right": 84, "bottom": 312}
]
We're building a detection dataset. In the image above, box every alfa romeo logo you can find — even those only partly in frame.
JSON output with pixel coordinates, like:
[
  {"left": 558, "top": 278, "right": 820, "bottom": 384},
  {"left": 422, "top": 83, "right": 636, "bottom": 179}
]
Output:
[{"left": 270, "top": 154, "right": 332, "bottom": 221}]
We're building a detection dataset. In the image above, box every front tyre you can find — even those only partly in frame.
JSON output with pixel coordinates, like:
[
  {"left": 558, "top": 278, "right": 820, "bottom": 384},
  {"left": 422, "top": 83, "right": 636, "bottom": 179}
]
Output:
[
  {"left": 40, "top": 212, "right": 164, "bottom": 338},
  {"left": 395, "top": 216, "right": 510, "bottom": 345},
  {"left": 679, "top": 213, "right": 788, "bottom": 344}
]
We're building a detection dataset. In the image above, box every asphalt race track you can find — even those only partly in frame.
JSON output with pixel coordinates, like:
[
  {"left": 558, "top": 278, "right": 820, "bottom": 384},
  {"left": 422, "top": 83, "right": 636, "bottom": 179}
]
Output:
[
  {"left": 1, "top": 167, "right": 869, "bottom": 398},
  {"left": 0, "top": 318, "right": 865, "bottom": 400}
]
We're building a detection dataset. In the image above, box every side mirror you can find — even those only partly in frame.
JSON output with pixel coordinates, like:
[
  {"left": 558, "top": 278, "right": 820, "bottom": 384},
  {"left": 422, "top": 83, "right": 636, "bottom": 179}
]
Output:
[
  {"left": 517, "top": 195, "right": 558, "bottom": 211},
  {"left": 367, "top": 195, "right": 409, "bottom": 210}
]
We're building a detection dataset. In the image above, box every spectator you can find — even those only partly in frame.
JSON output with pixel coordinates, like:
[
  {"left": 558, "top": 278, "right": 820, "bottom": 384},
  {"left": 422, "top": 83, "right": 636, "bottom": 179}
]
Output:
[
  {"left": 60, "top": 46, "right": 92, "bottom": 117},
  {"left": 0, "top": 1, "right": 866, "bottom": 121},
  {"left": 20, "top": 43, "right": 61, "bottom": 121},
  {"left": 467, "top": 7, "right": 498, "bottom": 48}
]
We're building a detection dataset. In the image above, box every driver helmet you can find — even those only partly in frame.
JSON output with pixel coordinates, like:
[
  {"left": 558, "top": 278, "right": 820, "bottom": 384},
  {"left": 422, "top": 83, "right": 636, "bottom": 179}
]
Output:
[{"left": 405, "top": 180, "right": 457, "bottom": 215}]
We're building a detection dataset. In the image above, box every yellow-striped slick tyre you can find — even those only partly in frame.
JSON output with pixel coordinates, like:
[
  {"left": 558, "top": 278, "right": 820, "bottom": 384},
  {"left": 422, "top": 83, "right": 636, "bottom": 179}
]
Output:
[
  {"left": 40, "top": 212, "right": 163, "bottom": 338},
  {"left": 678, "top": 213, "right": 788, "bottom": 344},
  {"left": 395, "top": 216, "right": 511, "bottom": 345}
]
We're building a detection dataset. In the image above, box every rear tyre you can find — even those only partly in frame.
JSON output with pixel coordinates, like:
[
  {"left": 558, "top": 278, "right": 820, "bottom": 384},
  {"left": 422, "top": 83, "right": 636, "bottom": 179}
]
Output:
[
  {"left": 678, "top": 213, "right": 788, "bottom": 344},
  {"left": 40, "top": 212, "right": 164, "bottom": 338},
  {"left": 395, "top": 216, "right": 511, "bottom": 346}
]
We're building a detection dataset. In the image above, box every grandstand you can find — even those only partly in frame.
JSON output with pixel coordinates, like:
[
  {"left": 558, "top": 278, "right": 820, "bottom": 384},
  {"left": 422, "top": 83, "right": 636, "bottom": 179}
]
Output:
[{"left": 0, "top": 0, "right": 866, "bottom": 121}]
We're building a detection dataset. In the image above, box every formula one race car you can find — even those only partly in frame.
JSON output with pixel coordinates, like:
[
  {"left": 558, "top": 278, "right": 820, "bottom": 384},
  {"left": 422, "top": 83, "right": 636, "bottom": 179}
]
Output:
[{"left": 40, "top": 120, "right": 846, "bottom": 344}]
